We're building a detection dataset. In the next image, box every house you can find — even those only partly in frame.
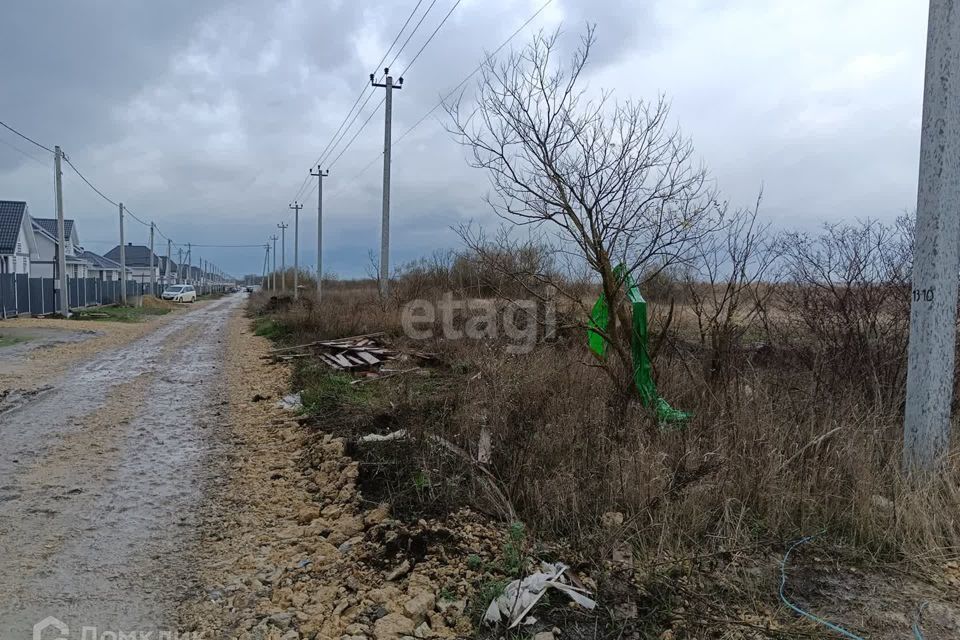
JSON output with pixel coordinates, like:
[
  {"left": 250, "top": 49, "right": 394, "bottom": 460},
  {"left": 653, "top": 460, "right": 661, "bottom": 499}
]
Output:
[
  {"left": 104, "top": 243, "right": 161, "bottom": 286},
  {"left": 30, "top": 217, "right": 91, "bottom": 279},
  {"left": 0, "top": 201, "right": 39, "bottom": 275},
  {"left": 80, "top": 250, "right": 127, "bottom": 281}
]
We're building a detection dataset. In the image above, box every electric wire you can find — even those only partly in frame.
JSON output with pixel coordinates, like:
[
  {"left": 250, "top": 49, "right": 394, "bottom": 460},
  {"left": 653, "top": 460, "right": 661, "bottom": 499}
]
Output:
[
  {"left": 62, "top": 155, "right": 119, "bottom": 208},
  {"left": 396, "top": 0, "right": 554, "bottom": 146},
  {"left": 0, "top": 135, "right": 50, "bottom": 168},
  {"left": 292, "top": 0, "right": 430, "bottom": 201},
  {"left": 385, "top": 0, "right": 440, "bottom": 71},
  {"left": 326, "top": 0, "right": 555, "bottom": 196},
  {"left": 0, "top": 118, "right": 54, "bottom": 154},
  {"left": 398, "top": 0, "right": 463, "bottom": 76}
]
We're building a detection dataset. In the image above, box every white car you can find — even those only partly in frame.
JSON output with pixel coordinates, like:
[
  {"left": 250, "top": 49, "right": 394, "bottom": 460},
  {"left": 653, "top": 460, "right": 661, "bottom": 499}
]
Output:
[{"left": 161, "top": 285, "right": 197, "bottom": 303}]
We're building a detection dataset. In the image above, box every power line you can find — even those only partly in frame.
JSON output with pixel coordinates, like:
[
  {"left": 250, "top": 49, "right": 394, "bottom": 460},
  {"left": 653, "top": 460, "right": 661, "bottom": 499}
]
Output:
[
  {"left": 397, "top": 0, "right": 554, "bottom": 146},
  {"left": 300, "top": 97, "right": 387, "bottom": 203},
  {"left": 314, "top": 0, "right": 463, "bottom": 186},
  {"left": 328, "top": 0, "right": 555, "bottom": 193},
  {"left": 114, "top": 202, "right": 150, "bottom": 228},
  {"left": 292, "top": 0, "right": 430, "bottom": 202},
  {"left": 386, "top": 0, "right": 440, "bottom": 71},
  {"left": 0, "top": 135, "right": 50, "bottom": 168},
  {"left": 316, "top": 87, "right": 381, "bottom": 171},
  {"left": 186, "top": 243, "right": 270, "bottom": 248},
  {"left": 330, "top": 98, "right": 386, "bottom": 169},
  {"left": 62, "top": 155, "right": 120, "bottom": 208},
  {"left": 399, "top": 0, "right": 463, "bottom": 76},
  {"left": 0, "top": 118, "right": 54, "bottom": 154},
  {"left": 377, "top": 0, "right": 427, "bottom": 74}
]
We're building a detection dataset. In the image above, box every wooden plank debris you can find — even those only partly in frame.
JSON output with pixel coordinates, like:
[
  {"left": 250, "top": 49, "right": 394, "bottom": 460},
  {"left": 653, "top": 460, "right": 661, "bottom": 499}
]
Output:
[{"left": 263, "top": 333, "right": 435, "bottom": 384}]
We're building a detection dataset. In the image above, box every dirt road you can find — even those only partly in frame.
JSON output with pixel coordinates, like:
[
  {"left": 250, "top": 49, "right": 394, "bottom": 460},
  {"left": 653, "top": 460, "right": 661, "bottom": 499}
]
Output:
[{"left": 0, "top": 295, "right": 241, "bottom": 638}]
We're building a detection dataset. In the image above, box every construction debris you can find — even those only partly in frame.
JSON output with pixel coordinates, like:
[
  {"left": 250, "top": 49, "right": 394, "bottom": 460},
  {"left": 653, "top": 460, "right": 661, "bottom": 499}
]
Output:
[
  {"left": 264, "top": 333, "right": 396, "bottom": 371},
  {"left": 263, "top": 332, "right": 436, "bottom": 383},
  {"left": 275, "top": 391, "right": 303, "bottom": 412},
  {"left": 483, "top": 562, "right": 596, "bottom": 628}
]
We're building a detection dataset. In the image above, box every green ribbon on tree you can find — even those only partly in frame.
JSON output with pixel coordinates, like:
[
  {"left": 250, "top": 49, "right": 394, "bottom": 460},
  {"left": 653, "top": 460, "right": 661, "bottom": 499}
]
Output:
[{"left": 587, "top": 265, "right": 691, "bottom": 425}]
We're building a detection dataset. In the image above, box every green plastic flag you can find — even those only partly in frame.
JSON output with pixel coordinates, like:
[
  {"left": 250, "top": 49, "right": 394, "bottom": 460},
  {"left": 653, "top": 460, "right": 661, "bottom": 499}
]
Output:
[{"left": 588, "top": 265, "right": 691, "bottom": 425}]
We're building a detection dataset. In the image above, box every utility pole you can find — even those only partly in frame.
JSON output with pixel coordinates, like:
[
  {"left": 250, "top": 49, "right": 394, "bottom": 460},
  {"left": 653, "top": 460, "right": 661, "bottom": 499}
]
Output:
[
  {"left": 289, "top": 202, "right": 303, "bottom": 299},
  {"left": 262, "top": 244, "right": 270, "bottom": 288},
  {"left": 904, "top": 0, "right": 960, "bottom": 473},
  {"left": 119, "top": 202, "right": 127, "bottom": 305},
  {"left": 371, "top": 68, "right": 402, "bottom": 298},
  {"left": 53, "top": 146, "right": 69, "bottom": 316},
  {"left": 187, "top": 243, "right": 192, "bottom": 285},
  {"left": 310, "top": 166, "right": 329, "bottom": 303},
  {"left": 166, "top": 238, "right": 172, "bottom": 287},
  {"left": 149, "top": 222, "right": 156, "bottom": 297},
  {"left": 177, "top": 247, "right": 183, "bottom": 284},
  {"left": 278, "top": 222, "right": 288, "bottom": 291},
  {"left": 270, "top": 234, "right": 278, "bottom": 291}
]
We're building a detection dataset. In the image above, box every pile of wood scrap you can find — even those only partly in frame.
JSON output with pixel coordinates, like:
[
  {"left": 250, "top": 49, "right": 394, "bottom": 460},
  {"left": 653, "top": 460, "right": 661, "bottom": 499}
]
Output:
[
  {"left": 264, "top": 332, "right": 397, "bottom": 371},
  {"left": 313, "top": 336, "right": 397, "bottom": 371}
]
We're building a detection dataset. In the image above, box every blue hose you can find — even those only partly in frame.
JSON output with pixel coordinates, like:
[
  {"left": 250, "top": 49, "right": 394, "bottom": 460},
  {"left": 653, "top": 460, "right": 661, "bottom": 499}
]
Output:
[
  {"left": 779, "top": 533, "right": 926, "bottom": 639},
  {"left": 778, "top": 533, "right": 866, "bottom": 640}
]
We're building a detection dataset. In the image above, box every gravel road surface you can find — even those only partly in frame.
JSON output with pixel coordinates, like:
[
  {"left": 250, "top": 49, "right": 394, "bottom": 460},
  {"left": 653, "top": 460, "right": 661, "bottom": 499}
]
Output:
[{"left": 0, "top": 294, "right": 241, "bottom": 638}]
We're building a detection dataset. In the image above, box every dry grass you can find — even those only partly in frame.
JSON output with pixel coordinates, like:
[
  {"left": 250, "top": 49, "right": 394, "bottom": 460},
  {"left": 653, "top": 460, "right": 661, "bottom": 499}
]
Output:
[{"left": 248, "top": 276, "right": 960, "bottom": 574}]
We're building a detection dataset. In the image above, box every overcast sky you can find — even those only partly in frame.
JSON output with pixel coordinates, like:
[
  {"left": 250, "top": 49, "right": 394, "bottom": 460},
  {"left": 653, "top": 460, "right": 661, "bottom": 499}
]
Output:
[{"left": 0, "top": 0, "right": 928, "bottom": 278}]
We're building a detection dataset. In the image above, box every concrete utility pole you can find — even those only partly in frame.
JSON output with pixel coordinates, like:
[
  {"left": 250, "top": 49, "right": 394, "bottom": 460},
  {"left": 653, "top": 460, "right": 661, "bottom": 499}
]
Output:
[
  {"left": 53, "top": 146, "right": 69, "bottom": 316},
  {"left": 270, "top": 234, "right": 278, "bottom": 291},
  {"left": 149, "top": 222, "right": 156, "bottom": 297},
  {"left": 371, "top": 68, "right": 402, "bottom": 298},
  {"left": 166, "top": 238, "right": 172, "bottom": 287},
  {"left": 119, "top": 202, "right": 127, "bottom": 305},
  {"left": 904, "top": 0, "right": 960, "bottom": 473},
  {"left": 310, "top": 166, "right": 329, "bottom": 303},
  {"left": 289, "top": 202, "right": 303, "bottom": 299},
  {"left": 187, "top": 243, "right": 192, "bottom": 285},
  {"left": 262, "top": 244, "right": 270, "bottom": 288},
  {"left": 177, "top": 247, "right": 183, "bottom": 284},
  {"left": 278, "top": 222, "right": 288, "bottom": 291}
]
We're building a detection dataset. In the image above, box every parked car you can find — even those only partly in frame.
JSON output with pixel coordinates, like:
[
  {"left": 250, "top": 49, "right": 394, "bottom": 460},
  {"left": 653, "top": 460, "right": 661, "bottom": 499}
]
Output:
[{"left": 161, "top": 284, "right": 197, "bottom": 303}]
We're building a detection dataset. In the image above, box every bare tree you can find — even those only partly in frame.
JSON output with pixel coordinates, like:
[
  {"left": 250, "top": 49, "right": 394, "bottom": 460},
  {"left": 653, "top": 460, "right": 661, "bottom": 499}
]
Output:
[
  {"left": 684, "top": 194, "right": 781, "bottom": 385},
  {"left": 447, "top": 27, "right": 721, "bottom": 393},
  {"left": 778, "top": 216, "right": 913, "bottom": 409}
]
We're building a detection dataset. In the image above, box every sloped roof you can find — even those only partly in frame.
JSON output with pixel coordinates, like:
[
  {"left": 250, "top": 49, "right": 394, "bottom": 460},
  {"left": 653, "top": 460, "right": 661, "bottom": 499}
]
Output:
[
  {"left": 104, "top": 244, "right": 158, "bottom": 267},
  {"left": 80, "top": 250, "right": 124, "bottom": 271},
  {"left": 158, "top": 255, "right": 178, "bottom": 272},
  {"left": 0, "top": 201, "right": 27, "bottom": 254},
  {"left": 33, "top": 218, "right": 75, "bottom": 241}
]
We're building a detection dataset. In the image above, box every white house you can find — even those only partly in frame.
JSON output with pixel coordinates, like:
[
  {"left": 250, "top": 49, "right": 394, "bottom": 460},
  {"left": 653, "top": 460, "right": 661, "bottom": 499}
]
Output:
[
  {"left": 30, "top": 217, "right": 91, "bottom": 279},
  {"left": 105, "top": 243, "right": 162, "bottom": 287},
  {"left": 0, "top": 200, "right": 39, "bottom": 275},
  {"left": 80, "top": 250, "right": 127, "bottom": 281}
]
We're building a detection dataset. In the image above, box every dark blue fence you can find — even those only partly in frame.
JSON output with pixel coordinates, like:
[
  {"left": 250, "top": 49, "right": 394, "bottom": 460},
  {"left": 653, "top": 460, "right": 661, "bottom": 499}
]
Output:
[{"left": 0, "top": 274, "right": 229, "bottom": 318}]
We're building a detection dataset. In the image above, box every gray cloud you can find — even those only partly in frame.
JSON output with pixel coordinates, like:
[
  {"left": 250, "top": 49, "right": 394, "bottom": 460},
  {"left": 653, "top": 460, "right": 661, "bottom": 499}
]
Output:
[{"left": 0, "top": 0, "right": 930, "bottom": 277}]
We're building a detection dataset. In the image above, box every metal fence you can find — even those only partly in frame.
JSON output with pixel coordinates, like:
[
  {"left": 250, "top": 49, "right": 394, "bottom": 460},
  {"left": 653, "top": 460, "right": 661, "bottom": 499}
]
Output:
[{"left": 0, "top": 275, "right": 229, "bottom": 318}]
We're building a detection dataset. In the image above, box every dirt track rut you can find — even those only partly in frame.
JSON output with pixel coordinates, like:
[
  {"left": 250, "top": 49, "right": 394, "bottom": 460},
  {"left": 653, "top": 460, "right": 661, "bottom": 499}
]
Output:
[{"left": 0, "top": 295, "right": 240, "bottom": 638}]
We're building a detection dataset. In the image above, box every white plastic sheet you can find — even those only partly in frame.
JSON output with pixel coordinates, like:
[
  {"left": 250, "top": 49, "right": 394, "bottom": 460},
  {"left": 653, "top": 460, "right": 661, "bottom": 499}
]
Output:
[{"left": 483, "top": 562, "right": 596, "bottom": 628}]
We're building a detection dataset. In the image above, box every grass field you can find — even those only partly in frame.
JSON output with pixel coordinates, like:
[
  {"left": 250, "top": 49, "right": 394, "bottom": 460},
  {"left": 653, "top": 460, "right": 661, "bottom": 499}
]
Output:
[{"left": 245, "top": 248, "right": 960, "bottom": 636}]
